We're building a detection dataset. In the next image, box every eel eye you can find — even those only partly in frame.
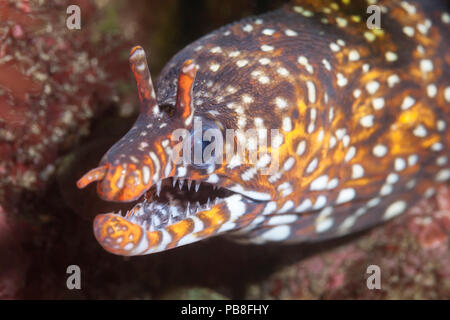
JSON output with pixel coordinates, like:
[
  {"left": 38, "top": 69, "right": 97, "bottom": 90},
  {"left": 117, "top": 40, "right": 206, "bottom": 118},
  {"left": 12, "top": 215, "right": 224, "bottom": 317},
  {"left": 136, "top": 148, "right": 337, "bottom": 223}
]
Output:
[{"left": 190, "top": 119, "right": 221, "bottom": 169}]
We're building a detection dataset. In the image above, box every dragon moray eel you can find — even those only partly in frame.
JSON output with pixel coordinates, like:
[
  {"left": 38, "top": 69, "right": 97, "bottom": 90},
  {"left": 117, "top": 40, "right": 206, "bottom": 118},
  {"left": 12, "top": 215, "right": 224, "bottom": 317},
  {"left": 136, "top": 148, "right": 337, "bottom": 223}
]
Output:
[{"left": 77, "top": 0, "right": 450, "bottom": 256}]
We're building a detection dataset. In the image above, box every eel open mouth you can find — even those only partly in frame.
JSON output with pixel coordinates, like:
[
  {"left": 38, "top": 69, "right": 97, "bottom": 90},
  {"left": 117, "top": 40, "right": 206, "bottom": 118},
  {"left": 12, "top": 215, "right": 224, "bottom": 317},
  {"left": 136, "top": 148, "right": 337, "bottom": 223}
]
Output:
[{"left": 123, "top": 177, "right": 236, "bottom": 231}]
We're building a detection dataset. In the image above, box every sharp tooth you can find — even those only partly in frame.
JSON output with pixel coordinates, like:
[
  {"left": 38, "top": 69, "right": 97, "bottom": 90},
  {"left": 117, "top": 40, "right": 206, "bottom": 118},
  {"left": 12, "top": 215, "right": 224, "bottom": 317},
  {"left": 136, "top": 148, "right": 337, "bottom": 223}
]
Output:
[
  {"left": 196, "top": 201, "right": 201, "bottom": 210},
  {"left": 195, "top": 181, "right": 200, "bottom": 192},
  {"left": 187, "top": 180, "right": 192, "bottom": 191},
  {"left": 156, "top": 181, "right": 162, "bottom": 196},
  {"left": 207, "top": 197, "right": 210, "bottom": 208},
  {"left": 173, "top": 177, "right": 178, "bottom": 188},
  {"left": 186, "top": 202, "right": 191, "bottom": 215},
  {"left": 179, "top": 179, "right": 184, "bottom": 190},
  {"left": 215, "top": 198, "right": 219, "bottom": 205}
]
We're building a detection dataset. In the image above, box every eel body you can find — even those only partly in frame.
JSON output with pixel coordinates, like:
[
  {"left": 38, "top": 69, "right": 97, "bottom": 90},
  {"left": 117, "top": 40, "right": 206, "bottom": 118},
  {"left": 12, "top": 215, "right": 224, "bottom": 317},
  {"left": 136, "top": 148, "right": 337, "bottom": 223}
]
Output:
[{"left": 78, "top": 0, "right": 450, "bottom": 256}]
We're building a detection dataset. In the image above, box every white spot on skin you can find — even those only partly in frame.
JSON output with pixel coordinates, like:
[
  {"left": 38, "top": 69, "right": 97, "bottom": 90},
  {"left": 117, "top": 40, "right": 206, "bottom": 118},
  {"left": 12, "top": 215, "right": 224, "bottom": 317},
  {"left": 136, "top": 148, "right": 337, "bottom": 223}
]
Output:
[
  {"left": 209, "top": 64, "right": 220, "bottom": 72},
  {"left": 437, "top": 120, "right": 446, "bottom": 132},
  {"left": 306, "top": 81, "right": 316, "bottom": 103},
  {"left": 360, "top": 114, "right": 374, "bottom": 127},
  {"left": 400, "top": 96, "right": 416, "bottom": 110},
  {"left": 310, "top": 175, "right": 329, "bottom": 191},
  {"left": 316, "top": 217, "right": 334, "bottom": 233},
  {"left": 306, "top": 158, "right": 318, "bottom": 174},
  {"left": 436, "top": 156, "right": 448, "bottom": 166},
  {"left": 336, "top": 17, "right": 348, "bottom": 28},
  {"left": 353, "top": 89, "right": 361, "bottom": 98},
  {"left": 262, "top": 202, "right": 277, "bottom": 215},
  {"left": 322, "top": 59, "right": 332, "bottom": 71},
  {"left": 373, "top": 144, "right": 388, "bottom": 157},
  {"left": 259, "top": 58, "right": 271, "bottom": 65},
  {"left": 229, "top": 51, "right": 240, "bottom": 57},
  {"left": 205, "top": 174, "right": 219, "bottom": 185},
  {"left": 260, "top": 225, "right": 291, "bottom": 241},
  {"left": 337, "top": 73, "right": 348, "bottom": 87},
  {"left": 277, "top": 182, "right": 293, "bottom": 197},
  {"left": 364, "top": 31, "right": 376, "bottom": 42},
  {"left": 345, "top": 146, "right": 356, "bottom": 162},
  {"left": 242, "top": 24, "right": 253, "bottom": 32},
  {"left": 176, "top": 166, "right": 186, "bottom": 177},
  {"left": 403, "top": 26, "right": 415, "bottom": 37},
  {"left": 336, "top": 188, "right": 356, "bottom": 204},
  {"left": 258, "top": 75, "right": 270, "bottom": 84},
  {"left": 372, "top": 97, "right": 385, "bottom": 110},
  {"left": 420, "top": 59, "right": 433, "bottom": 73},
  {"left": 329, "top": 42, "right": 340, "bottom": 52},
  {"left": 295, "top": 199, "right": 312, "bottom": 213},
  {"left": 408, "top": 154, "right": 419, "bottom": 166},
  {"left": 436, "top": 169, "right": 450, "bottom": 182},
  {"left": 283, "top": 157, "right": 295, "bottom": 171},
  {"left": 387, "top": 74, "right": 400, "bottom": 88},
  {"left": 275, "top": 97, "right": 288, "bottom": 109},
  {"left": 413, "top": 124, "right": 427, "bottom": 137},
  {"left": 210, "top": 46, "right": 222, "bottom": 53},
  {"left": 296, "top": 140, "right": 306, "bottom": 155},
  {"left": 431, "top": 142, "right": 443, "bottom": 152},
  {"left": 242, "top": 95, "right": 253, "bottom": 104},
  {"left": 384, "top": 200, "right": 407, "bottom": 220},
  {"left": 395, "top": 158, "right": 406, "bottom": 171},
  {"left": 352, "top": 164, "right": 364, "bottom": 179},
  {"left": 313, "top": 195, "right": 327, "bottom": 210},
  {"left": 236, "top": 59, "right": 248, "bottom": 68},
  {"left": 362, "top": 64, "right": 370, "bottom": 73},
  {"left": 277, "top": 67, "right": 289, "bottom": 76},
  {"left": 142, "top": 166, "right": 150, "bottom": 185},
  {"left": 386, "top": 173, "right": 399, "bottom": 184},
  {"left": 348, "top": 50, "right": 360, "bottom": 61},
  {"left": 365, "top": 81, "right": 380, "bottom": 95},
  {"left": 385, "top": 51, "right": 398, "bottom": 62},
  {"left": 268, "top": 213, "right": 297, "bottom": 225},
  {"left": 427, "top": 84, "right": 437, "bottom": 98},
  {"left": 262, "top": 28, "right": 275, "bottom": 36},
  {"left": 442, "top": 13, "right": 450, "bottom": 24},
  {"left": 380, "top": 184, "right": 393, "bottom": 196},
  {"left": 327, "top": 178, "right": 339, "bottom": 190},
  {"left": 285, "top": 29, "right": 298, "bottom": 36},
  {"left": 367, "top": 197, "right": 381, "bottom": 208},
  {"left": 444, "top": 87, "right": 450, "bottom": 103},
  {"left": 261, "top": 45, "right": 274, "bottom": 52}
]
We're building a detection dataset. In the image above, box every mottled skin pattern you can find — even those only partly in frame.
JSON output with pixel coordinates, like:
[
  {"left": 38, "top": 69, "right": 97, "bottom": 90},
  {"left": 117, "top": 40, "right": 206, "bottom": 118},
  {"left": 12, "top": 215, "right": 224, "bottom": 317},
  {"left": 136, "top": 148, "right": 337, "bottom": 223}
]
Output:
[{"left": 78, "top": 0, "right": 450, "bottom": 256}]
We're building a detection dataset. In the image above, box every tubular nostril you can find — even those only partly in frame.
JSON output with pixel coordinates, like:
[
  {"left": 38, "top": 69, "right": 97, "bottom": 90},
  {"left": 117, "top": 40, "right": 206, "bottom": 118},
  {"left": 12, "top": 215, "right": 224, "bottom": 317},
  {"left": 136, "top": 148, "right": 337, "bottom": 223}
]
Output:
[{"left": 77, "top": 164, "right": 107, "bottom": 189}]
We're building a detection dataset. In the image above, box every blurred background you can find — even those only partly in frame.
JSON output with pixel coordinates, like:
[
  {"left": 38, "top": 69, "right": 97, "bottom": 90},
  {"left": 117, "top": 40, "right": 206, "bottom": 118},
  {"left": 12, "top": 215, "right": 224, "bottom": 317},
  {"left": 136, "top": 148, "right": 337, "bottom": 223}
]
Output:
[{"left": 0, "top": 0, "right": 449, "bottom": 299}]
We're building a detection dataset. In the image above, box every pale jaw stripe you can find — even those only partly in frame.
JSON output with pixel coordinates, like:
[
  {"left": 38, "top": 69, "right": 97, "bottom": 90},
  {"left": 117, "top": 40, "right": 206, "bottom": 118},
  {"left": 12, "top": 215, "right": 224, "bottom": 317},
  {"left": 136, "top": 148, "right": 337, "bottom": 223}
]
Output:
[
  {"left": 228, "top": 184, "right": 271, "bottom": 201},
  {"left": 149, "top": 151, "right": 160, "bottom": 182},
  {"left": 224, "top": 194, "right": 247, "bottom": 221},
  {"left": 128, "top": 227, "right": 150, "bottom": 255},
  {"left": 145, "top": 229, "right": 172, "bottom": 255}
]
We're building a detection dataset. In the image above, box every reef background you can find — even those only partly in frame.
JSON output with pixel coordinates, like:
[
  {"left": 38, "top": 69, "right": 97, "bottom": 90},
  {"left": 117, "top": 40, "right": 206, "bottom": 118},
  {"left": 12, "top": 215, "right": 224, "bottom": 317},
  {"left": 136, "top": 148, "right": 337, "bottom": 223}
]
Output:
[{"left": 0, "top": 0, "right": 449, "bottom": 299}]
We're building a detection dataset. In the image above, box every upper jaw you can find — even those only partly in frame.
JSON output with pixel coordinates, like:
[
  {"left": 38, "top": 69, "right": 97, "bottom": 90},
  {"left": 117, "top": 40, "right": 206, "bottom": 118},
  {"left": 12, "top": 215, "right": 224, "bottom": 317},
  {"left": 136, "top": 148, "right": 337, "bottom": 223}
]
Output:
[{"left": 111, "top": 173, "right": 269, "bottom": 232}]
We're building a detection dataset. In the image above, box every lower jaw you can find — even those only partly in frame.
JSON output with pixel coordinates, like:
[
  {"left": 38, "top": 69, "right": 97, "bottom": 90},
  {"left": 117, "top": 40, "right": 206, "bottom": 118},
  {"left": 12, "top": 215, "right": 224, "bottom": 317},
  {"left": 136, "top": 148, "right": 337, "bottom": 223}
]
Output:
[{"left": 92, "top": 193, "right": 264, "bottom": 256}]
